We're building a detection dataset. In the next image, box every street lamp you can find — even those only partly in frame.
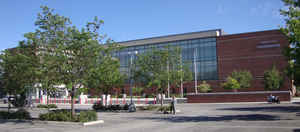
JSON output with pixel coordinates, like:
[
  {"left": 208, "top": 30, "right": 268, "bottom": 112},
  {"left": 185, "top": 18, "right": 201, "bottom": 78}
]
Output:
[
  {"left": 194, "top": 48, "right": 198, "bottom": 94},
  {"left": 128, "top": 51, "right": 138, "bottom": 111}
]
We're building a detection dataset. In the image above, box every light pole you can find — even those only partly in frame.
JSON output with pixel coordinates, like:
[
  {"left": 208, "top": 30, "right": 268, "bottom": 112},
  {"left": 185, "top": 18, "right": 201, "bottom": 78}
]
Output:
[
  {"left": 194, "top": 48, "right": 198, "bottom": 94},
  {"left": 129, "top": 51, "right": 138, "bottom": 105}
]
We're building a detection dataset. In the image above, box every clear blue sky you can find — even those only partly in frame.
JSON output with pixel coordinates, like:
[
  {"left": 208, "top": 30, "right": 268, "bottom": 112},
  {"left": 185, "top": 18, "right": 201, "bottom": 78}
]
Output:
[{"left": 0, "top": 0, "right": 286, "bottom": 50}]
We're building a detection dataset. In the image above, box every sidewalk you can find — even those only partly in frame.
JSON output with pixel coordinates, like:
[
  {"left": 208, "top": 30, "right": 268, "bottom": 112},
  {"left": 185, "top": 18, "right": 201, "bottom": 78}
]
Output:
[{"left": 292, "top": 97, "right": 300, "bottom": 103}]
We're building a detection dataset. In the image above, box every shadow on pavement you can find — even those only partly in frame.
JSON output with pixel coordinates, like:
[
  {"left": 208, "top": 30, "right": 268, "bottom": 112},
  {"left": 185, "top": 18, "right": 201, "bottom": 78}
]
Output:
[
  {"left": 218, "top": 106, "right": 300, "bottom": 113},
  {"left": 294, "top": 129, "right": 300, "bottom": 132},
  {"left": 132, "top": 114, "right": 280, "bottom": 123},
  {"left": 0, "top": 119, "right": 33, "bottom": 125}
]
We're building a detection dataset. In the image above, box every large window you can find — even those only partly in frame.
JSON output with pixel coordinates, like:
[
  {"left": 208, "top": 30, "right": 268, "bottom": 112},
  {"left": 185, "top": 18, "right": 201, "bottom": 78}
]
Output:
[{"left": 115, "top": 37, "right": 218, "bottom": 80}]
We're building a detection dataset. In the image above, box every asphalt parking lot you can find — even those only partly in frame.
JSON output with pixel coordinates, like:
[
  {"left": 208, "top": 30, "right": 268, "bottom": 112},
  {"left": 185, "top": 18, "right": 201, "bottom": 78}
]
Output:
[{"left": 0, "top": 102, "right": 300, "bottom": 132}]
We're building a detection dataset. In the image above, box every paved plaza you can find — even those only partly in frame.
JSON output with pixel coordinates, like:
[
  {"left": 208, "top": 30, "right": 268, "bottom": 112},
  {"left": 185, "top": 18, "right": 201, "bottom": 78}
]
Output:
[{"left": 0, "top": 102, "right": 300, "bottom": 132}]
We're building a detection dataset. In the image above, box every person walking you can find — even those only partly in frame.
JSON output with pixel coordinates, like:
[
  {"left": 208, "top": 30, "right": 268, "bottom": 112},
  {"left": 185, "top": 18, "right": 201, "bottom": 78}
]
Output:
[{"left": 171, "top": 96, "right": 177, "bottom": 115}]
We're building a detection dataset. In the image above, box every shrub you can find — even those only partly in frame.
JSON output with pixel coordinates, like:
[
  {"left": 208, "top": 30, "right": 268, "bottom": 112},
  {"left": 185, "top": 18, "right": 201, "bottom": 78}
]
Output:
[
  {"left": 93, "top": 102, "right": 125, "bottom": 111},
  {"left": 231, "top": 70, "right": 253, "bottom": 88},
  {"left": 138, "top": 105, "right": 159, "bottom": 111},
  {"left": 222, "top": 77, "right": 240, "bottom": 91},
  {"left": 12, "top": 109, "right": 31, "bottom": 119},
  {"left": 157, "top": 105, "right": 171, "bottom": 112},
  {"left": 39, "top": 110, "right": 72, "bottom": 121},
  {"left": 111, "top": 105, "right": 122, "bottom": 111},
  {"left": 78, "top": 111, "right": 97, "bottom": 122},
  {"left": 123, "top": 103, "right": 129, "bottom": 110},
  {"left": 0, "top": 111, "right": 10, "bottom": 119},
  {"left": 39, "top": 110, "right": 97, "bottom": 122},
  {"left": 169, "top": 94, "right": 181, "bottom": 98},
  {"left": 264, "top": 65, "right": 283, "bottom": 90},
  {"left": 0, "top": 109, "right": 31, "bottom": 120},
  {"left": 48, "top": 104, "right": 58, "bottom": 108},
  {"left": 145, "top": 94, "right": 155, "bottom": 98},
  {"left": 37, "top": 104, "right": 58, "bottom": 109},
  {"left": 197, "top": 81, "right": 212, "bottom": 93},
  {"left": 92, "top": 102, "right": 105, "bottom": 111}
]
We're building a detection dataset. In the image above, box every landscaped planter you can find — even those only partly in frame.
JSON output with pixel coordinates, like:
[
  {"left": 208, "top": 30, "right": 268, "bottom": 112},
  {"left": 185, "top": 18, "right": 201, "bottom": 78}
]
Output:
[{"left": 187, "top": 91, "right": 291, "bottom": 103}]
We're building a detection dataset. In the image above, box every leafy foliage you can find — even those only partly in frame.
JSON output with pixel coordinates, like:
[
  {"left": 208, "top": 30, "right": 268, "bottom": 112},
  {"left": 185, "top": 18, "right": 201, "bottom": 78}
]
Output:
[
  {"left": 231, "top": 70, "right": 253, "bottom": 88},
  {"left": 197, "top": 81, "right": 212, "bottom": 93},
  {"left": 0, "top": 47, "right": 38, "bottom": 107},
  {"left": 133, "top": 46, "right": 192, "bottom": 95},
  {"left": 280, "top": 0, "right": 300, "bottom": 87},
  {"left": 92, "top": 102, "right": 129, "bottom": 111},
  {"left": 37, "top": 104, "right": 58, "bottom": 109},
  {"left": 132, "top": 87, "right": 143, "bottom": 96},
  {"left": 78, "top": 111, "right": 97, "bottom": 122},
  {"left": 222, "top": 77, "right": 241, "bottom": 90},
  {"left": 0, "top": 109, "right": 31, "bottom": 119},
  {"left": 264, "top": 66, "right": 283, "bottom": 90},
  {"left": 39, "top": 110, "right": 97, "bottom": 122},
  {"left": 138, "top": 105, "right": 160, "bottom": 111}
]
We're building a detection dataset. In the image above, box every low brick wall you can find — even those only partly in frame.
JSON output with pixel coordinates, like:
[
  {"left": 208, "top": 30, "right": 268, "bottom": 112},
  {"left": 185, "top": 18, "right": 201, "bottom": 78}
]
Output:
[{"left": 187, "top": 91, "right": 291, "bottom": 103}]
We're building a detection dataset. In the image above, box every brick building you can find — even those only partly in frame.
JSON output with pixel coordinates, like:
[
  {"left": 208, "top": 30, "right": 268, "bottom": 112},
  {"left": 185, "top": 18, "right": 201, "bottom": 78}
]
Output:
[{"left": 113, "top": 29, "right": 292, "bottom": 102}]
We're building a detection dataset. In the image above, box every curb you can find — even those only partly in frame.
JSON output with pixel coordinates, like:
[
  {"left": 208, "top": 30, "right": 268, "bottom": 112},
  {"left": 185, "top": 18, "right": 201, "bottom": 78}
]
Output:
[
  {"left": 0, "top": 119, "right": 104, "bottom": 126},
  {"left": 32, "top": 120, "right": 82, "bottom": 126},
  {"left": 185, "top": 101, "right": 292, "bottom": 105},
  {"left": 83, "top": 120, "right": 104, "bottom": 126}
]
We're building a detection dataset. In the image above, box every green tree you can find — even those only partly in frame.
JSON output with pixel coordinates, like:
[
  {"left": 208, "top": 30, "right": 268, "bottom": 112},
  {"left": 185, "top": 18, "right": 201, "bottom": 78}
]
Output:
[
  {"left": 22, "top": 7, "right": 68, "bottom": 105},
  {"left": 133, "top": 48, "right": 169, "bottom": 108},
  {"left": 132, "top": 87, "right": 143, "bottom": 96},
  {"left": 88, "top": 43, "right": 125, "bottom": 106},
  {"left": 280, "top": 0, "right": 300, "bottom": 88},
  {"left": 134, "top": 48, "right": 168, "bottom": 94},
  {"left": 197, "top": 81, "right": 212, "bottom": 93},
  {"left": 0, "top": 46, "right": 37, "bottom": 109},
  {"left": 231, "top": 70, "right": 253, "bottom": 89},
  {"left": 167, "top": 46, "right": 193, "bottom": 97},
  {"left": 222, "top": 77, "right": 241, "bottom": 91},
  {"left": 26, "top": 6, "right": 112, "bottom": 117},
  {"left": 264, "top": 65, "right": 283, "bottom": 90},
  {"left": 134, "top": 46, "right": 192, "bottom": 107},
  {"left": 56, "top": 21, "right": 105, "bottom": 116}
]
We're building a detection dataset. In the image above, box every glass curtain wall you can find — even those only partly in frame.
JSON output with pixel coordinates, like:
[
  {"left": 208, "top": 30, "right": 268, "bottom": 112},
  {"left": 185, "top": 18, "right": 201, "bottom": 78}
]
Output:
[{"left": 115, "top": 37, "right": 218, "bottom": 81}]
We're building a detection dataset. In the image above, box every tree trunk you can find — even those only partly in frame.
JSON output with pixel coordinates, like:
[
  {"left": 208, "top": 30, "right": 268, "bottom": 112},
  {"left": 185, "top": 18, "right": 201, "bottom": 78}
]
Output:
[
  {"left": 71, "top": 86, "right": 75, "bottom": 118},
  {"left": 8, "top": 98, "right": 11, "bottom": 112},
  {"left": 46, "top": 92, "right": 50, "bottom": 112},
  {"left": 160, "top": 93, "right": 163, "bottom": 112},
  {"left": 105, "top": 93, "right": 108, "bottom": 108}
]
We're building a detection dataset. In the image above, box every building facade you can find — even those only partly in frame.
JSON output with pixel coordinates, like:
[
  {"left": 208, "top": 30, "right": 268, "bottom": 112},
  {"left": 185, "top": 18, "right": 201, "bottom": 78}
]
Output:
[{"left": 115, "top": 29, "right": 291, "bottom": 95}]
